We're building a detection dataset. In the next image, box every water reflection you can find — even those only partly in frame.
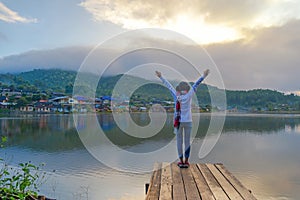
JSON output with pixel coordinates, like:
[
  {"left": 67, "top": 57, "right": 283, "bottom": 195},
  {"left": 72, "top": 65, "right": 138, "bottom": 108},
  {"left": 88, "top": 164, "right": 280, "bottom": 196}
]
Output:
[
  {"left": 0, "top": 115, "right": 82, "bottom": 152},
  {"left": 1, "top": 114, "right": 300, "bottom": 153},
  {"left": 222, "top": 114, "right": 300, "bottom": 133},
  {"left": 194, "top": 130, "right": 300, "bottom": 200},
  {"left": 1, "top": 113, "right": 300, "bottom": 199}
]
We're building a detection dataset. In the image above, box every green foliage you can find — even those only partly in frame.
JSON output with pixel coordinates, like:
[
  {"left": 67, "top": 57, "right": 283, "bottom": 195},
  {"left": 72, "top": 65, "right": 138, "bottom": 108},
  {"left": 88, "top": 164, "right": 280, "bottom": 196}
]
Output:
[
  {"left": 0, "top": 161, "right": 46, "bottom": 199},
  {"left": 65, "top": 83, "right": 74, "bottom": 94},
  {"left": 0, "top": 137, "right": 46, "bottom": 199},
  {"left": 0, "top": 74, "right": 35, "bottom": 92},
  {"left": 0, "top": 109, "right": 10, "bottom": 116},
  {"left": 16, "top": 97, "right": 29, "bottom": 108},
  {"left": 19, "top": 69, "right": 77, "bottom": 93},
  {"left": 226, "top": 89, "right": 300, "bottom": 110},
  {"left": 1, "top": 136, "right": 7, "bottom": 148},
  {"left": 31, "top": 94, "right": 42, "bottom": 102}
]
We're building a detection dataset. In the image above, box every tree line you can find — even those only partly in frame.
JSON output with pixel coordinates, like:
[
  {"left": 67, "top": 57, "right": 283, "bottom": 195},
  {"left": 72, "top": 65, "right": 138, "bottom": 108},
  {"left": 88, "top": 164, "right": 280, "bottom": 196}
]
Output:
[{"left": 1, "top": 69, "right": 300, "bottom": 111}]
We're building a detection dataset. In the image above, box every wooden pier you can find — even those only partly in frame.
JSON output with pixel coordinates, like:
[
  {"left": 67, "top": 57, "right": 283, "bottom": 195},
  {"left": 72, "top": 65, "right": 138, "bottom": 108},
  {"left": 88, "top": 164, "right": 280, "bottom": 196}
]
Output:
[{"left": 145, "top": 163, "right": 257, "bottom": 200}]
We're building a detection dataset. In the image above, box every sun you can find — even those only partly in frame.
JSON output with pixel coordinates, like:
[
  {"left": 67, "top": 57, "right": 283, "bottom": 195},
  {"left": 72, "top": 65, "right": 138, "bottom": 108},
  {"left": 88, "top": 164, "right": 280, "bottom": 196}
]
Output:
[{"left": 164, "top": 14, "right": 242, "bottom": 45}]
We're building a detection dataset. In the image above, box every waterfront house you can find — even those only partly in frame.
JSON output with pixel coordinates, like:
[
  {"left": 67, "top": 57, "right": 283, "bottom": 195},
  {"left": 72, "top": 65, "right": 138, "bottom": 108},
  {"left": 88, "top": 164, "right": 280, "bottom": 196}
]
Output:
[
  {"left": 73, "top": 96, "right": 89, "bottom": 104},
  {"left": 0, "top": 96, "right": 8, "bottom": 103},
  {"left": 0, "top": 96, "right": 14, "bottom": 109},
  {"left": 49, "top": 96, "right": 71, "bottom": 105},
  {"left": 34, "top": 100, "right": 51, "bottom": 113},
  {"left": 49, "top": 96, "right": 75, "bottom": 113},
  {"left": 20, "top": 104, "right": 34, "bottom": 112}
]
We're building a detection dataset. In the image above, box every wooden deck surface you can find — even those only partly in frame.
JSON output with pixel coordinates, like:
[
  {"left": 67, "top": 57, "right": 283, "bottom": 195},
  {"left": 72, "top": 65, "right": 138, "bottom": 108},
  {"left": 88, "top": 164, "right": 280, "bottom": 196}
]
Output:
[{"left": 145, "top": 163, "right": 257, "bottom": 200}]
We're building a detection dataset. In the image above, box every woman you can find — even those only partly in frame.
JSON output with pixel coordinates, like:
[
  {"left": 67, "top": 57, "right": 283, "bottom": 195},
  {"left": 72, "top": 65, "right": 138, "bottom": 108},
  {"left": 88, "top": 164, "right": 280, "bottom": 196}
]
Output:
[{"left": 155, "top": 69, "right": 209, "bottom": 168}]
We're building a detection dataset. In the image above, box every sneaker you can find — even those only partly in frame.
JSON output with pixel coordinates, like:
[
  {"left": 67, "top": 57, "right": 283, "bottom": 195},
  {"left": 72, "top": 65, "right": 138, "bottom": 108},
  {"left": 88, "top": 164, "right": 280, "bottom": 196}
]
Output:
[
  {"left": 177, "top": 162, "right": 184, "bottom": 168},
  {"left": 183, "top": 161, "right": 190, "bottom": 168}
]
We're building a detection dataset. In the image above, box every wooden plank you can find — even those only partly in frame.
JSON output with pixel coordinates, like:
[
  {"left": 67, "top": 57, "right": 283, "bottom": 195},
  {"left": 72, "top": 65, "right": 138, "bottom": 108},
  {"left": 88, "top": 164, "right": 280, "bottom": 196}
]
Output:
[
  {"left": 190, "top": 164, "right": 215, "bottom": 200},
  {"left": 206, "top": 164, "right": 243, "bottom": 200},
  {"left": 181, "top": 166, "right": 201, "bottom": 200},
  {"left": 159, "top": 162, "right": 172, "bottom": 200},
  {"left": 171, "top": 162, "right": 186, "bottom": 200},
  {"left": 197, "top": 164, "right": 229, "bottom": 200},
  {"left": 145, "top": 163, "right": 256, "bottom": 200},
  {"left": 215, "top": 164, "right": 257, "bottom": 200},
  {"left": 146, "top": 162, "right": 162, "bottom": 200}
]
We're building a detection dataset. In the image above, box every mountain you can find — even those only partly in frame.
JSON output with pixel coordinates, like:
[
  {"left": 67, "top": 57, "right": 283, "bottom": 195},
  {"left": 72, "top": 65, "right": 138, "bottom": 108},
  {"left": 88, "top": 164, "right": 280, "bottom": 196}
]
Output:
[
  {"left": 1, "top": 69, "right": 300, "bottom": 111},
  {"left": 19, "top": 69, "right": 77, "bottom": 92}
]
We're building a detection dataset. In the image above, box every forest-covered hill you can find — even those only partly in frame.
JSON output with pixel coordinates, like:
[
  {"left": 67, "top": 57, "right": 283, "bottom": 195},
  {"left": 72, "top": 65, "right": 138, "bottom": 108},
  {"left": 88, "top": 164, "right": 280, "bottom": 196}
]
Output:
[{"left": 1, "top": 69, "right": 299, "bottom": 111}]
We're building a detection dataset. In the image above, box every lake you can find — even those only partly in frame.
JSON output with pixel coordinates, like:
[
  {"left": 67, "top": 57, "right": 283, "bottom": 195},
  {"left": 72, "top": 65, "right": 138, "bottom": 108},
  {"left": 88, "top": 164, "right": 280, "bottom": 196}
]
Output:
[{"left": 1, "top": 113, "right": 300, "bottom": 200}]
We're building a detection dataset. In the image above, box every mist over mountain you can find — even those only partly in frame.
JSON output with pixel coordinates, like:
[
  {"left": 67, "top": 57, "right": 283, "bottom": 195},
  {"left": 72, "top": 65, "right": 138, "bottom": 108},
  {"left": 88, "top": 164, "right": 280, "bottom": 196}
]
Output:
[{"left": 0, "top": 46, "right": 92, "bottom": 74}]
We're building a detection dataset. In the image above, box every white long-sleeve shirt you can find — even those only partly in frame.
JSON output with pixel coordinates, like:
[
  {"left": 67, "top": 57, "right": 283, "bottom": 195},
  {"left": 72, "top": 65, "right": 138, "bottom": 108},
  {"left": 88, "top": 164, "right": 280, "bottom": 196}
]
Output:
[{"left": 159, "top": 75, "right": 205, "bottom": 122}]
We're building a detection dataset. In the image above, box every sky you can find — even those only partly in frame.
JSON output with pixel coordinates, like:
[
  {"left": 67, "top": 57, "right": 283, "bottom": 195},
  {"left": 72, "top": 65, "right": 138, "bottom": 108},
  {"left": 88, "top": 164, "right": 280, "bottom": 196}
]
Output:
[{"left": 0, "top": 0, "right": 300, "bottom": 94}]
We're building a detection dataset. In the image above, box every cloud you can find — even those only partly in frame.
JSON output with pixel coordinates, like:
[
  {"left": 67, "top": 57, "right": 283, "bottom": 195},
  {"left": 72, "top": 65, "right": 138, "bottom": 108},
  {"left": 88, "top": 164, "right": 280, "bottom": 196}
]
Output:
[
  {"left": 79, "top": 0, "right": 300, "bottom": 44},
  {"left": 0, "top": 46, "right": 92, "bottom": 73},
  {"left": 0, "top": 2, "right": 37, "bottom": 23},
  {"left": 207, "top": 19, "right": 300, "bottom": 91},
  {"left": 0, "top": 19, "right": 299, "bottom": 92},
  {"left": 79, "top": 0, "right": 261, "bottom": 27}
]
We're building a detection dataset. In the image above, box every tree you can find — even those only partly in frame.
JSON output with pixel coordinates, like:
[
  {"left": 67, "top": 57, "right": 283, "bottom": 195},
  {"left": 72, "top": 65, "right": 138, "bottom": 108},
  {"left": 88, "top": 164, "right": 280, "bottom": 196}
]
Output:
[
  {"left": 297, "top": 102, "right": 300, "bottom": 111},
  {"left": 16, "top": 97, "right": 28, "bottom": 108},
  {"left": 65, "top": 83, "right": 73, "bottom": 94},
  {"left": 32, "top": 94, "right": 41, "bottom": 102},
  {"left": 9, "top": 85, "right": 15, "bottom": 91}
]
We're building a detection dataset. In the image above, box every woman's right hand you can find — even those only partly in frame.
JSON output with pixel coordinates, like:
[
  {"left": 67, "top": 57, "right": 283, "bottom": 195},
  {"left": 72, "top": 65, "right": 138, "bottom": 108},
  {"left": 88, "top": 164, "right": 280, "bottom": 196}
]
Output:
[{"left": 155, "top": 71, "right": 162, "bottom": 78}]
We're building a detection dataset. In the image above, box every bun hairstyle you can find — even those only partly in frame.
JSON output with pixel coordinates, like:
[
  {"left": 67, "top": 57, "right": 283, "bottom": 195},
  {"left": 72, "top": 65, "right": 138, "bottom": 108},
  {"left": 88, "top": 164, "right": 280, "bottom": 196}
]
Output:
[{"left": 176, "top": 81, "right": 190, "bottom": 92}]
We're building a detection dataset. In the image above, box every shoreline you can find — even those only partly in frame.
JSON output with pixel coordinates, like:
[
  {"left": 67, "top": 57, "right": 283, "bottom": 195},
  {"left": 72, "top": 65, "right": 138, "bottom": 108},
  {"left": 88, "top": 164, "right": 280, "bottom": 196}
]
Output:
[{"left": 1, "top": 110, "right": 300, "bottom": 118}]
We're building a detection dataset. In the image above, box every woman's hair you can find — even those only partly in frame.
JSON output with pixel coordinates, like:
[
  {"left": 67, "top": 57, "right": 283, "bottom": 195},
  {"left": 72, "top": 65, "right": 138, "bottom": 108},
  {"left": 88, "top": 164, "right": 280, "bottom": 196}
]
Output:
[{"left": 176, "top": 81, "right": 190, "bottom": 92}]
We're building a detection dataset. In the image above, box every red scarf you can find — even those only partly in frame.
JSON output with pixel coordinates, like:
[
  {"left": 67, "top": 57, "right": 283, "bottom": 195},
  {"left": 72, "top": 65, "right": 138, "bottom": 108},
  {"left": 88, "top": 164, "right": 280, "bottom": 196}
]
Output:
[{"left": 174, "top": 99, "right": 181, "bottom": 129}]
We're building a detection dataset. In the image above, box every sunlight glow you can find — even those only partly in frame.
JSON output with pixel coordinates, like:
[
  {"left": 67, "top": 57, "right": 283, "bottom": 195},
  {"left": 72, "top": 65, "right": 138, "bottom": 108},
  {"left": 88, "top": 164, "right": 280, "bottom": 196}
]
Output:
[
  {"left": 164, "top": 15, "right": 242, "bottom": 44},
  {"left": 119, "top": 14, "right": 243, "bottom": 44},
  {"left": 294, "top": 91, "right": 300, "bottom": 96}
]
